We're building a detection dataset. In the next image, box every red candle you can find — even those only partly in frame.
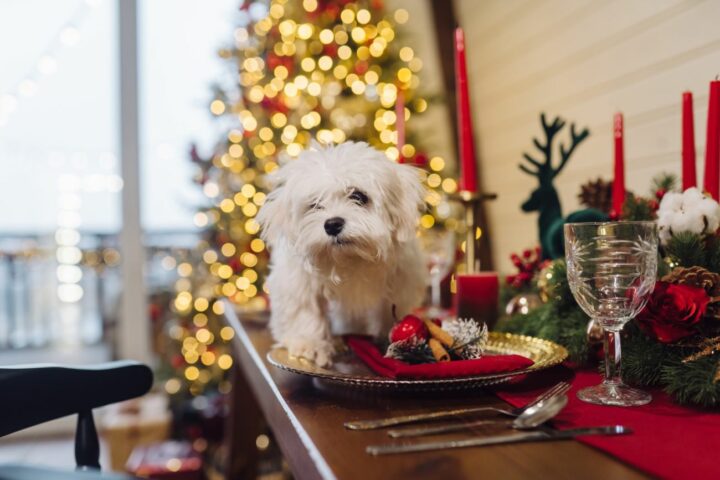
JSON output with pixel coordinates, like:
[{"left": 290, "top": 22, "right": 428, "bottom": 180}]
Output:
[
  {"left": 704, "top": 80, "right": 720, "bottom": 200},
  {"left": 611, "top": 113, "right": 625, "bottom": 216},
  {"left": 455, "top": 273, "right": 498, "bottom": 330},
  {"left": 395, "top": 87, "right": 405, "bottom": 163},
  {"left": 682, "top": 92, "right": 697, "bottom": 190},
  {"left": 454, "top": 27, "right": 478, "bottom": 193}
]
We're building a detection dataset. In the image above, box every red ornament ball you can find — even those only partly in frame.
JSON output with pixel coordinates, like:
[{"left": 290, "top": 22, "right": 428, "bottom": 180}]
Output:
[
  {"left": 655, "top": 188, "right": 666, "bottom": 200},
  {"left": 389, "top": 315, "right": 429, "bottom": 343}
]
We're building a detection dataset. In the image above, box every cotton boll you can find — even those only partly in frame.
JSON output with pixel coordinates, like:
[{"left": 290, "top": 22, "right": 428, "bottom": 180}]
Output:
[
  {"left": 658, "top": 192, "right": 683, "bottom": 213},
  {"left": 672, "top": 211, "right": 705, "bottom": 235},
  {"left": 682, "top": 187, "right": 705, "bottom": 204},
  {"left": 657, "top": 188, "right": 720, "bottom": 244},
  {"left": 696, "top": 197, "right": 720, "bottom": 233}
]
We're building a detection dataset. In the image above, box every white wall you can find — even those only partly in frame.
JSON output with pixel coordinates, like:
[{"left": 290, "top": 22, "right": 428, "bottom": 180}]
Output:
[{"left": 454, "top": 0, "right": 720, "bottom": 272}]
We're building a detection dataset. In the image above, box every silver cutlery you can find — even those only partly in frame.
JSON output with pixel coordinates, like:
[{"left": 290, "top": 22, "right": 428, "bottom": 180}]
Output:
[
  {"left": 387, "top": 394, "right": 568, "bottom": 438},
  {"left": 344, "top": 381, "right": 570, "bottom": 431},
  {"left": 366, "top": 425, "right": 631, "bottom": 455}
]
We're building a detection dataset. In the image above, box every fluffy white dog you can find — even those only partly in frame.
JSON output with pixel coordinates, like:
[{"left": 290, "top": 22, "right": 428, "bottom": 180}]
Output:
[{"left": 257, "top": 141, "right": 427, "bottom": 366}]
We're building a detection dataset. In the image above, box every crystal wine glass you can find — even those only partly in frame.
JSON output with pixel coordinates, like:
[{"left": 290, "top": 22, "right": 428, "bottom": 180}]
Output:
[
  {"left": 418, "top": 228, "right": 455, "bottom": 319},
  {"left": 564, "top": 221, "right": 658, "bottom": 406}
]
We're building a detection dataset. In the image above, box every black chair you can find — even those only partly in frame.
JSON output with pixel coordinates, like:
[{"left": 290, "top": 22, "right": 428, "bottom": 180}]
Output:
[{"left": 0, "top": 361, "right": 153, "bottom": 479}]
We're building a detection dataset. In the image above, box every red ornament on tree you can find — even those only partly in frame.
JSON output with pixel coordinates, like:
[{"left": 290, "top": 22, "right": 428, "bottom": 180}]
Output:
[{"left": 389, "top": 315, "right": 429, "bottom": 343}]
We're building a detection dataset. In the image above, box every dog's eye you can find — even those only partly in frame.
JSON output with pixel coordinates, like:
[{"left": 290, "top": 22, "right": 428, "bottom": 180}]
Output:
[
  {"left": 309, "top": 201, "right": 323, "bottom": 211},
  {"left": 348, "top": 189, "right": 369, "bottom": 206}
]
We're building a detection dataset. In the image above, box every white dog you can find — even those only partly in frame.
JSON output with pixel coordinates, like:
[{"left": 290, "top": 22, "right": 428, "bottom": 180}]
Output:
[{"left": 257, "top": 142, "right": 427, "bottom": 366}]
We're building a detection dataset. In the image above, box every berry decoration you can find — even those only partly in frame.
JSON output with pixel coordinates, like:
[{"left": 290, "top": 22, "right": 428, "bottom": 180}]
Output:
[{"left": 388, "top": 315, "right": 429, "bottom": 343}]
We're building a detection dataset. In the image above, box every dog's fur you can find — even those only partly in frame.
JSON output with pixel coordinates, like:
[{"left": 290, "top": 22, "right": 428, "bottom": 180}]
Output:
[{"left": 257, "top": 142, "right": 427, "bottom": 366}]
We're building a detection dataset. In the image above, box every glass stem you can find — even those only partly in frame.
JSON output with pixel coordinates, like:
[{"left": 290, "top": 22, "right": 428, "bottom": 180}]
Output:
[
  {"left": 603, "top": 329, "right": 623, "bottom": 386},
  {"left": 431, "top": 276, "right": 442, "bottom": 309}
]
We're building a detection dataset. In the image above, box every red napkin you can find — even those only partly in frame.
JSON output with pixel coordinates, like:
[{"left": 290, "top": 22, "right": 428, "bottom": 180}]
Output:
[{"left": 345, "top": 335, "right": 534, "bottom": 380}]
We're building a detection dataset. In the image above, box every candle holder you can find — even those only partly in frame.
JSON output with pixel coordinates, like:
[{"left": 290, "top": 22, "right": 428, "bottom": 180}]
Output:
[
  {"left": 450, "top": 190, "right": 499, "bottom": 329},
  {"left": 450, "top": 190, "right": 497, "bottom": 273}
]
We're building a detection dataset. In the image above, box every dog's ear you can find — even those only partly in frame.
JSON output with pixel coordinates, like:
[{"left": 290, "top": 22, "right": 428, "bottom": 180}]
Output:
[
  {"left": 388, "top": 163, "right": 426, "bottom": 242},
  {"left": 257, "top": 169, "right": 291, "bottom": 247}
]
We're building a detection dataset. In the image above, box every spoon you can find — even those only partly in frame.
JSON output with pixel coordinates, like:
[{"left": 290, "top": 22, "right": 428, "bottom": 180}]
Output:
[{"left": 387, "top": 394, "right": 568, "bottom": 438}]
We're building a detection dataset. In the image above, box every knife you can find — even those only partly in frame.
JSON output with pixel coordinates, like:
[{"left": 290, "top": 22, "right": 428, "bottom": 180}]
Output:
[
  {"left": 366, "top": 425, "right": 631, "bottom": 455},
  {"left": 388, "top": 418, "right": 514, "bottom": 438}
]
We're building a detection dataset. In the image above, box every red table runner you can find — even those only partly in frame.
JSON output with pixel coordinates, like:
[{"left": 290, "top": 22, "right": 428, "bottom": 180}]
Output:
[{"left": 495, "top": 366, "right": 720, "bottom": 480}]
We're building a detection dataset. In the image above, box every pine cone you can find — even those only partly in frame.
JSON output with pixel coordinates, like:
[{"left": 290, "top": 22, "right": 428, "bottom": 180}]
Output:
[
  {"left": 662, "top": 266, "right": 720, "bottom": 296},
  {"left": 578, "top": 178, "right": 613, "bottom": 214}
]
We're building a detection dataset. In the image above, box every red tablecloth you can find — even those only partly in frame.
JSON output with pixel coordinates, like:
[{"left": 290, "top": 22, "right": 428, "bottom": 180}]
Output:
[{"left": 494, "top": 366, "right": 720, "bottom": 480}]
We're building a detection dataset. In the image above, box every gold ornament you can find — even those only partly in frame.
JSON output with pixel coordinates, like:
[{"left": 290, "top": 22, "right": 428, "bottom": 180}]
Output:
[
  {"left": 505, "top": 293, "right": 543, "bottom": 316},
  {"left": 536, "top": 263, "right": 555, "bottom": 302},
  {"left": 586, "top": 319, "right": 604, "bottom": 346}
]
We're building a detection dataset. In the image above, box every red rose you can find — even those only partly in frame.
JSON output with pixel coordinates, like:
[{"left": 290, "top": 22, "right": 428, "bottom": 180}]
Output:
[{"left": 635, "top": 281, "right": 710, "bottom": 343}]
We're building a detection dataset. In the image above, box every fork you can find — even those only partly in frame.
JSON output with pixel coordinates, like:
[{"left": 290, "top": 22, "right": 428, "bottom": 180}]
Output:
[{"left": 343, "top": 381, "right": 571, "bottom": 431}]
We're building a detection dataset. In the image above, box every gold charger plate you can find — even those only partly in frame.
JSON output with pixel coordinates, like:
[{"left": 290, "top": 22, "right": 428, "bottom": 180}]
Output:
[{"left": 266, "top": 332, "right": 568, "bottom": 391}]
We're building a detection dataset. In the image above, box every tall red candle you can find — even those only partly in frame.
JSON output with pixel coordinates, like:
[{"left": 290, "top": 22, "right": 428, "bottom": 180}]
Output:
[
  {"left": 395, "top": 88, "right": 405, "bottom": 164},
  {"left": 612, "top": 113, "right": 625, "bottom": 216},
  {"left": 454, "top": 27, "right": 478, "bottom": 193},
  {"left": 682, "top": 92, "right": 697, "bottom": 190},
  {"left": 704, "top": 80, "right": 720, "bottom": 200}
]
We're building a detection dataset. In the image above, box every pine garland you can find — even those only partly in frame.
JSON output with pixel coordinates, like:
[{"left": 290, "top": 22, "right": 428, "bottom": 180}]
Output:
[
  {"left": 621, "top": 192, "right": 656, "bottom": 221},
  {"left": 661, "top": 354, "right": 720, "bottom": 406},
  {"left": 499, "top": 249, "right": 720, "bottom": 407},
  {"left": 665, "top": 232, "right": 707, "bottom": 268},
  {"left": 651, "top": 173, "right": 678, "bottom": 194},
  {"left": 498, "top": 261, "right": 589, "bottom": 364}
]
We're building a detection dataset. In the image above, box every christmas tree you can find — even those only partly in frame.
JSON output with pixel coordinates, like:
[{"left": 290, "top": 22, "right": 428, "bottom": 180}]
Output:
[{"left": 162, "top": 0, "right": 458, "bottom": 398}]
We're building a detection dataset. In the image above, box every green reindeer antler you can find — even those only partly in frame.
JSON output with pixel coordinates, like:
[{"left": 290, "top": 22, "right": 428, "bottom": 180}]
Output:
[{"left": 520, "top": 113, "right": 590, "bottom": 258}]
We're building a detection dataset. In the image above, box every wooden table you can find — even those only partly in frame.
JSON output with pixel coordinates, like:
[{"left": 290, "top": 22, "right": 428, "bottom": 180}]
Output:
[{"left": 222, "top": 305, "right": 647, "bottom": 480}]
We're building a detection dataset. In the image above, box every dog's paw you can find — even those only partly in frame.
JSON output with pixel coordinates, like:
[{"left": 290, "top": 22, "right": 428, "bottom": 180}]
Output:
[{"left": 285, "top": 337, "right": 336, "bottom": 367}]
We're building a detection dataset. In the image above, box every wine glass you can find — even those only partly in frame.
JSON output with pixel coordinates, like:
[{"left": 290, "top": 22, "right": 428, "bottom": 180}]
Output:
[
  {"left": 418, "top": 228, "right": 455, "bottom": 319},
  {"left": 564, "top": 221, "right": 657, "bottom": 406}
]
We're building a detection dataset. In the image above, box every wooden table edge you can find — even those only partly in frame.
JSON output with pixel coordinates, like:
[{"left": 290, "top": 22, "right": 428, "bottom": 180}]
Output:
[{"left": 223, "top": 300, "right": 337, "bottom": 480}]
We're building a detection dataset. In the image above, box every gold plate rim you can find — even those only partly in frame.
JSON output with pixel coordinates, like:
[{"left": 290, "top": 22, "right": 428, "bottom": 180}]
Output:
[{"left": 266, "top": 332, "right": 568, "bottom": 390}]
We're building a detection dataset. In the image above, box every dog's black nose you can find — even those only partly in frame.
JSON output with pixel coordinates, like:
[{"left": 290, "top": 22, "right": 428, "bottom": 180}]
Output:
[{"left": 324, "top": 217, "right": 345, "bottom": 236}]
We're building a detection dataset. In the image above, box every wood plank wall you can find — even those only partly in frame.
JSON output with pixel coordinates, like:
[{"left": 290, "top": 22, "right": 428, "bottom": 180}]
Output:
[{"left": 453, "top": 0, "right": 720, "bottom": 272}]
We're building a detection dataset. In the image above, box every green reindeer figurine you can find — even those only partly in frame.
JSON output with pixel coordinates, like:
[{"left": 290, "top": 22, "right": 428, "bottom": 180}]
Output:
[{"left": 520, "top": 113, "right": 605, "bottom": 259}]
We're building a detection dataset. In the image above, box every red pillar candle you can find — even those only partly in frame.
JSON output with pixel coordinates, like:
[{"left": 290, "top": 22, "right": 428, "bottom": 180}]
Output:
[
  {"left": 455, "top": 273, "right": 499, "bottom": 330},
  {"left": 704, "top": 80, "right": 720, "bottom": 200},
  {"left": 454, "top": 27, "right": 478, "bottom": 193},
  {"left": 611, "top": 113, "right": 625, "bottom": 216},
  {"left": 682, "top": 92, "right": 697, "bottom": 190},
  {"left": 395, "top": 88, "right": 405, "bottom": 163}
]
